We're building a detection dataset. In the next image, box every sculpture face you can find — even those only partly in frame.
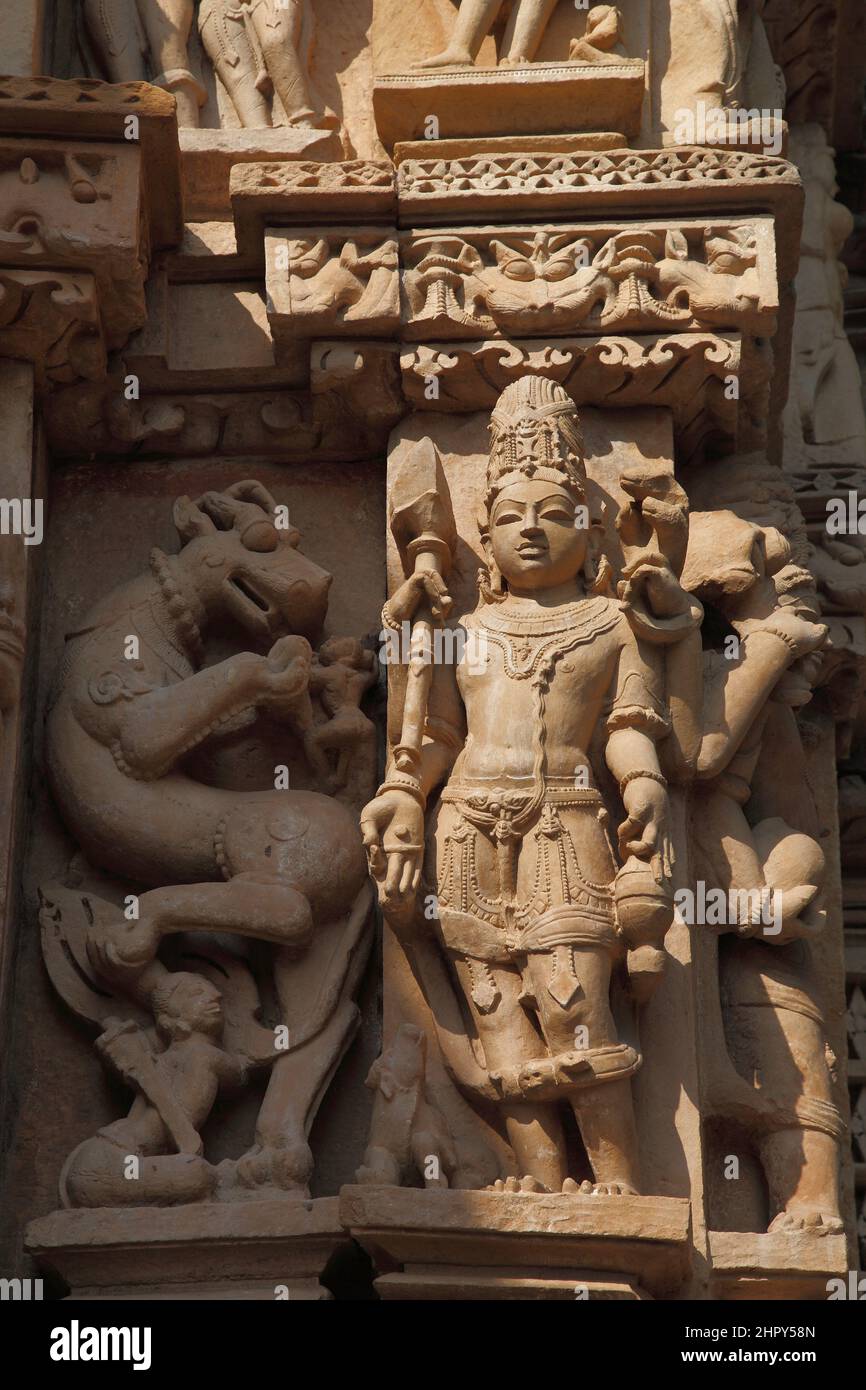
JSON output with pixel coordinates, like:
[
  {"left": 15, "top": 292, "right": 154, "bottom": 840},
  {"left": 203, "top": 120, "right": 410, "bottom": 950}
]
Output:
[
  {"left": 158, "top": 976, "right": 224, "bottom": 1040},
  {"left": 179, "top": 527, "right": 333, "bottom": 643},
  {"left": 488, "top": 479, "right": 587, "bottom": 591}
]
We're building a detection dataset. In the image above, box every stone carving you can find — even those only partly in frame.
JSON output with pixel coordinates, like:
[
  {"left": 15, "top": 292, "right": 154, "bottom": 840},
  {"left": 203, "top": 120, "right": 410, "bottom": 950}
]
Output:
[
  {"left": 361, "top": 377, "right": 686, "bottom": 1195},
  {"left": 763, "top": 0, "right": 837, "bottom": 129},
  {"left": 266, "top": 230, "right": 400, "bottom": 341},
  {"left": 40, "top": 481, "right": 376, "bottom": 1204},
  {"left": 0, "top": 270, "right": 106, "bottom": 387},
  {"left": 0, "top": 143, "right": 148, "bottom": 349},
  {"left": 784, "top": 125, "right": 866, "bottom": 468},
  {"left": 399, "top": 336, "right": 748, "bottom": 460},
  {"left": 401, "top": 225, "right": 771, "bottom": 338},
  {"left": 412, "top": 1, "right": 624, "bottom": 71},
  {"left": 357, "top": 1023, "right": 457, "bottom": 1189},
  {"left": 198, "top": 0, "right": 337, "bottom": 130},
  {"left": 81, "top": 0, "right": 206, "bottom": 126},
  {"left": 662, "top": 0, "right": 784, "bottom": 144},
  {"left": 396, "top": 148, "right": 799, "bottom": 219},
  {"left": 678, "top": 456, "right": 845, "bottom": 1234}
]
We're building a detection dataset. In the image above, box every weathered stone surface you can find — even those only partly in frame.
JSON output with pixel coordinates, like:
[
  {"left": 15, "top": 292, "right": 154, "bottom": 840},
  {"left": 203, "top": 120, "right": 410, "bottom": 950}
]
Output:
[{"left": 0, "top": 0, "right": 862, "bottom": 1312}]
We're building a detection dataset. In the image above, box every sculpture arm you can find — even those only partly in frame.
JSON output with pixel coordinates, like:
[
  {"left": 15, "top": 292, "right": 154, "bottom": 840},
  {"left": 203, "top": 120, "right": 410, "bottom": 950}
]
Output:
[
  {"left": 417, "top": 658, "right": 466, "bottom": 799},
  {"left": 696, "top": 630, "right": 806, "bottom": 779},
  {"left": 109, "top": 653, "right": 267, "bottom": 780}
]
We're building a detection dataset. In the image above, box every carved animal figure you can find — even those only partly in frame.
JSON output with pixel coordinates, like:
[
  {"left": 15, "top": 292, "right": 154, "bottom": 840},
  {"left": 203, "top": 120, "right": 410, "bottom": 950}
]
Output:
[
  {"left": 43, "top": 481, "right": 372, "bottom": 1196},
  {"left": 356, "top": 1023, "right": 457, "bottom": 1189}
]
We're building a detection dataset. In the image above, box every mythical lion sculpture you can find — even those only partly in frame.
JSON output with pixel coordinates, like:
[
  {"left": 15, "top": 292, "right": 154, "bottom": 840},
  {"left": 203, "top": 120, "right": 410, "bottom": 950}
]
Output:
[{"left": 41, "top": 480, "right": 375, "bottom": 1204}]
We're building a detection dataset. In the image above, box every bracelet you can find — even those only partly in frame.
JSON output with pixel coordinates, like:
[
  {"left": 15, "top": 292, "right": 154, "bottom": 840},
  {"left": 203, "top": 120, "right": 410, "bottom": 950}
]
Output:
[
  {"left": 619, "top": 769, "right": 667, "bottom": 796},
  {"left": 381, "top": 600, "right": 403, "bottom": 633},
  {"left": 747, "top": 624, "right": 800, "bottom": 656},
  {"left": 377, "top": 777, "right": 426, "bottom": 809}
]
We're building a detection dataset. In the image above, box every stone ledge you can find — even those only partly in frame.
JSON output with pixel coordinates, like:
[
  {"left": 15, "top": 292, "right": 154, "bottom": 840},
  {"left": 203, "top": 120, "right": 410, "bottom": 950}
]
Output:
[
  {"left": 231, "top": 161, "right": 397, "bottom": 262},
  {"left": 374, "top": 62, "right": 646, "bottom": 147},
  {"left": 180, "top": 126, "right": 342, "bottom": 222},
  {"left": 25, "top": 1197, "right": 346, "bottom": 1300},
  {"left": 0, "top": 75, "right": 182, "bottom": 249},
  {"left": 708, "top": 1230, "right": 849, "bottom": 1300},
  {"left": 340, "top": 1186, "right": 691, "bottom": 1298}
]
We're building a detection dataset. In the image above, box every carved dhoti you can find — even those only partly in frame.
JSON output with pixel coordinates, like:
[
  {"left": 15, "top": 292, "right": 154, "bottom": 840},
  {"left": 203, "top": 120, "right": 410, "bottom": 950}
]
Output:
[{"left": 427, "top": 780, "right": 639, "bottom": 1101}]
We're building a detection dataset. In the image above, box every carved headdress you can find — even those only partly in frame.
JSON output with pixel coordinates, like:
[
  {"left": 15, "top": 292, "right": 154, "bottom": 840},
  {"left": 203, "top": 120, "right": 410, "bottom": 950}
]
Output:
[{"left": 485, "top": 376, "right": 587, "bottom": 515}]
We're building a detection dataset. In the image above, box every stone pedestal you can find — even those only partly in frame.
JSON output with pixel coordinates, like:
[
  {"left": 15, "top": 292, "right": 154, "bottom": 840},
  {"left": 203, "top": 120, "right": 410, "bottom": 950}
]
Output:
[
  {"left": 340, "top": 1187, "right": 691, "bottom": 1300},
  {"left": 708, "top": 1232, "right": 849, "bottom": 1301},
  {"left": 373, "top": 62, "right": 646, "bottom": 149},
  {"left": 25, "top": 1198, "right": 347, "bottom": 1301},
  {"left": 181, "top": 127, "right": 343, "bottom": 221}
]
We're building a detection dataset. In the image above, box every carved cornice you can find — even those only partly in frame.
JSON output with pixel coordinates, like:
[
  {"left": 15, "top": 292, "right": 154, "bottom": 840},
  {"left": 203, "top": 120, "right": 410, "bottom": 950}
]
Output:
[
  {"left": 231, "top": 161, "right": 397, "bottom": 261},
  {"left": 397, "top": 334, "right": 763, "bottom": 465},
  {"left": 0, "top": 75, "right": 182, "bottom": 249},
  {"left": 0, "top": 140, "right": 146, "bottom": 350}
]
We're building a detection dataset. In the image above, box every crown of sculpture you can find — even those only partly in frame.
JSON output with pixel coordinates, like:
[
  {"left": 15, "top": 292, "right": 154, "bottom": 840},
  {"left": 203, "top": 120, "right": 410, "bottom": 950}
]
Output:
[{"left": 486, "top": 376, "right": 587, "bottom": 510}]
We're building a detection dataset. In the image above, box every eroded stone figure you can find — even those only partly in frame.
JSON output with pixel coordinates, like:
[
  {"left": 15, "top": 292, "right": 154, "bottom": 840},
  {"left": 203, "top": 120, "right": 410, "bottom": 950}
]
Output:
[
  {"left": 362, "top": 377, "right": 676, "bottom": 1195},
  {"left": 82, "top": 0, "right": 206, "bottom": 126},
  {"left": 414, "top": 1, "right": 623, "bottom": 71},
  {"left": 662, "top": 0, "right": 784, "bottom": 140},
  {"left": 198, "top": 0, "right": 337, "bottom": 128},
  {"left": 40, "top": 481, "right": 375, "bottom": 1204},
  {"left": 678, "top": 460, "right": 844, "bottom": 1234}
]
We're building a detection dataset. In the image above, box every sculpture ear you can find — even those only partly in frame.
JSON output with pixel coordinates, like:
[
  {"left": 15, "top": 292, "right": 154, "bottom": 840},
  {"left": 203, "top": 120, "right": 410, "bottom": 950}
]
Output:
[
  {"left": 173, "top": 496, "right": 216, "bottom": 541},
  {"left": 664, "top": 229, "right": 689, "bottom": 261}
]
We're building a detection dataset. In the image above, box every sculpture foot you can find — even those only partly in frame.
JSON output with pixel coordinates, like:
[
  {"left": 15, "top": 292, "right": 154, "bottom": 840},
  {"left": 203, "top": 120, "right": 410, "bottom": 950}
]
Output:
[
  {"left": 412, "top": 50, "right": 474, "bottom": 70},
  {"left": 488, "top": 1175, "right": 549, "bottom": 1193},
  {"left": 219, "top": 1139, "right": 314, "bottom": 1199},
  {"left": 768, "top": 1206, "right": 844, "bottom": 1236},
  {"left": 568, "top": 1178, "right": 639, "bottom": 1197}
]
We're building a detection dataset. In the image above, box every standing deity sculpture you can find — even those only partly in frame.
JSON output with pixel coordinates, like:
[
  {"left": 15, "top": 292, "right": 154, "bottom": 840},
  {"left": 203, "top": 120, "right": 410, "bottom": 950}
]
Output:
[
  {"left": 81, "top": 0, "right": 335, "bottom": 130},
  {"left": 82, "top": 0, "right": 206, "bottom": 126},
  {"left": 662, "top": 0, "right": 784, "bottom": 144},
  {"left": 198, "top": 0, "right": 337, "bottom": 129},
  {"left": 362, "top": 378, "right": 677, "bottom": 1195}
]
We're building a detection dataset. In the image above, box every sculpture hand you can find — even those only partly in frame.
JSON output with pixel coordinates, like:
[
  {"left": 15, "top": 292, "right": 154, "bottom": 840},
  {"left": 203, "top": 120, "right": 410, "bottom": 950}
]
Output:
[
  {"left": 737, "top": 608, "right": 828, "bottom": 662},
  {"left": 360, "top": 791, "right": 425, "bottom": 921},
  {"left": 386, "top": 571, "right": 453, "bottom": 626},
  {"left": 87, "top": 917, "right": 162, "bottom": 980},
  {"left": 618, "top": 778, "right": 674, "bottom": 883},
  {"left": 257, "top": 637, "right": 313, "bottom": 715}
]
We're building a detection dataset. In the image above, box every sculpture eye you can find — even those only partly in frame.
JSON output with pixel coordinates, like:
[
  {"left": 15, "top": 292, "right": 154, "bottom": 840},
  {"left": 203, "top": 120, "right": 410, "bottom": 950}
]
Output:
[
  {"left": 502, "top": 258, "right": 534, "bottom": 281},
  {"left": 544, "top": 258, "right": 574, "bottom": 281}
]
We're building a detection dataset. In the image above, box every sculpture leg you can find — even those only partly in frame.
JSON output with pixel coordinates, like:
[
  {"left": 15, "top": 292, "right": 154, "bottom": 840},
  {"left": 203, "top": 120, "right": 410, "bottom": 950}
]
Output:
[
  {"left": 239, "top": 997, "right": 360, "bottom": 1194},
  {"left": 451, "top": 957, "right": 569, "bottom": 1190},
  {"left": 526, "top": 945, "right": 640, "bottom": 1193},
  {"left": 413, "top": 0, "right": 504, "bottom": 70},
  {"left": 247, "top": 0, "right": 322, "bottom": 128},
  {"left": 500, "top": 0, "right": 558, "bottom": 65},
  {"left": 83, "top": 0, "right": 148, "bottom": 82},
  {"left": 763, "top": 1129, "right": 843, "bottom": 1234},
  {"left": 136, "top": 0, "right": 206, "bottom": 126},
  {"left": 198, "top": 0, "right": 272, "bottom": 126},
  {"left": 89, "top": 877, "right": 314, "bottom": 981}
]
